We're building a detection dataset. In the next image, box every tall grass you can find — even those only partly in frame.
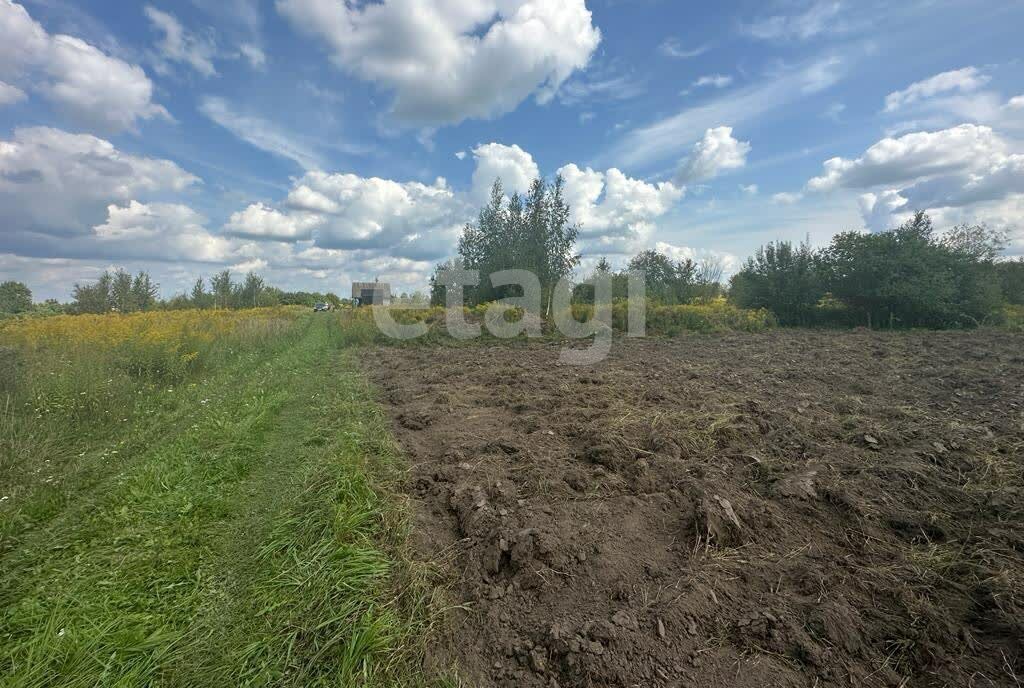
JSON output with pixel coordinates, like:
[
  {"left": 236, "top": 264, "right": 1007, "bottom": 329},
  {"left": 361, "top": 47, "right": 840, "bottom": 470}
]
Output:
[{"left": 0, "top": 310, "right": 447, "bottom": 687}]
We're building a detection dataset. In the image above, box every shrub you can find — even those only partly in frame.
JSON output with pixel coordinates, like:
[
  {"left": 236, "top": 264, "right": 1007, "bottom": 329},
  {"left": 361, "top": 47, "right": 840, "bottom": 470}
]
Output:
[{"left": 729, "top": 240, "right": 823, "bottom": 326}]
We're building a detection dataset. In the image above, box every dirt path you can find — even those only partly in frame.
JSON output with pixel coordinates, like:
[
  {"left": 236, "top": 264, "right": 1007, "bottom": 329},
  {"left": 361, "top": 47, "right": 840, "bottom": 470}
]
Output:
[{"left": 369, "top": 331, "right": 1024, "bottom": 687}]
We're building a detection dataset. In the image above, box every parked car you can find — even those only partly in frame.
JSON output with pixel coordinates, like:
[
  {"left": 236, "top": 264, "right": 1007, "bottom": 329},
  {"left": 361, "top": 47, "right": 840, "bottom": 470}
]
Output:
[{"left": 313, "top": 302, "right": 331, "bottom": 312}]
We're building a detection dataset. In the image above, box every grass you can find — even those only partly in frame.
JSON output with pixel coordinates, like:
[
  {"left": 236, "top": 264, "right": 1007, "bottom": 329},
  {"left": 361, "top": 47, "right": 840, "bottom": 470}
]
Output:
[{"left": 0, "top": 312, "right": 446, "bottom": 687}]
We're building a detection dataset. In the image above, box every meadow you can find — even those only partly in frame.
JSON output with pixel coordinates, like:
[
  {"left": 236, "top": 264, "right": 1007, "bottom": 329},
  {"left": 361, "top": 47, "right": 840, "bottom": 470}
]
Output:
[{"left": 0, "top": 308, "right": 445, "bottom": 687}]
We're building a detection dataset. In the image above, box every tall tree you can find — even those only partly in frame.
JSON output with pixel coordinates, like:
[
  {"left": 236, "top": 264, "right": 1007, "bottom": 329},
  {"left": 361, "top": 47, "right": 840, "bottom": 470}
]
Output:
[
  {"left": 190, "top": 278, "right": 210, "bottom": 309},
  {"left": 210, "top": 270, "right": 233, "bottom": 309},
  {"left": 456, "top": 176, "right": 580, "bottom": 312},
  {"left": 131, "top": 272, "right": 159, "bottom": 311},
  {"left": 241, "top": 272, "right": 265, "bottom": 308},
  {"left": 111, "top": 270, "right": 135, "bottom": 312}
]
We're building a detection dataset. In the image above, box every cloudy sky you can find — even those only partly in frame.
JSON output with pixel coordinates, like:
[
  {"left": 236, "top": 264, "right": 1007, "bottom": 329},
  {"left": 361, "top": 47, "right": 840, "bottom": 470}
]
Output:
[{"left": 1, "top": 0, "right": 1023, "bottom": 300}]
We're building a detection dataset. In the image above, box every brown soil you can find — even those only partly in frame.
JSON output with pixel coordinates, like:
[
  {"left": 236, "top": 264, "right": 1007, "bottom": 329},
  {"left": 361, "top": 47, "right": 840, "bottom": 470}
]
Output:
[{"left": 367, "top": 330, "right": 1024, "bottom": 687}]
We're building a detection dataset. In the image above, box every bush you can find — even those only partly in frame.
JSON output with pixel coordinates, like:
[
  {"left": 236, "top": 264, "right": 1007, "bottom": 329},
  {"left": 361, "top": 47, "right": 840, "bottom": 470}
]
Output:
[
  {"left": 729, "top": 240, "right": 822, "bottom": 325},
  {"left": 569, "top": 298, "right": 774, "bottom": 335}
]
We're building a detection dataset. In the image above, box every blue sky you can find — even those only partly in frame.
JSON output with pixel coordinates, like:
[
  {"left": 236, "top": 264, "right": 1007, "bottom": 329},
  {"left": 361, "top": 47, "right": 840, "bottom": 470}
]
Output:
[{"left": 2, "top": 0, "right": 1023, "bottom": 300}]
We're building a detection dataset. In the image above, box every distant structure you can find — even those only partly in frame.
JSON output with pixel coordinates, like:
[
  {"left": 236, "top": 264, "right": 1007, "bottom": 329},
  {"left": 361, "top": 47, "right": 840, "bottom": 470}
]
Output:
[{"left": 351, "top": 281, "right": 391, "bottom": 306}]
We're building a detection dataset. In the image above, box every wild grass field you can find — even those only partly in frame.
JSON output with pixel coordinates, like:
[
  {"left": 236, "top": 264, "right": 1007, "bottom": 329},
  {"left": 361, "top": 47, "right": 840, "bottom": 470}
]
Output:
[{"left": 0, "top": 308, "right": 446, "bottom": 687}]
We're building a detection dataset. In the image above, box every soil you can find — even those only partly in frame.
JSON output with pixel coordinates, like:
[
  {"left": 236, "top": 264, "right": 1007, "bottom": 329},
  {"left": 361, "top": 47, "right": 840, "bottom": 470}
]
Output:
[{"left": 367, "top": 330, "right": 1024, "bottom": 687}]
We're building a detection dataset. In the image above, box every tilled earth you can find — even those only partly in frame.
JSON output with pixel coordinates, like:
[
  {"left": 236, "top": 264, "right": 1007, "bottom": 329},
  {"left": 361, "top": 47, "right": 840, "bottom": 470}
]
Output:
[{"left": 368, "top": 330, "right": 1024, "bottom": 688}]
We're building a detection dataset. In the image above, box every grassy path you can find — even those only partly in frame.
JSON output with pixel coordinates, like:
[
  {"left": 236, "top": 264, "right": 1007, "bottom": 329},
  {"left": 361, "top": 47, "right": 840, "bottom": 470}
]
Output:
[{"left": 0, "top": 316, "right": 441, "bottom": 687}]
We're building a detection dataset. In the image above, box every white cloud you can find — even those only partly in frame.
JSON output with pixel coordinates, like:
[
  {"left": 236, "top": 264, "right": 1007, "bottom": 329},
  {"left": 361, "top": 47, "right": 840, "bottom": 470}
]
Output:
[
  {"left": 740, "top": 184, "right": 759, "bottom": 195},
  {"left": 654, "top": 240, "right": 740, "bottom": 275},
  {"left": 743, "top": 1, "right": 845, "bottom": 41},
  {"left": 806, "top": 123, "right": 1024, "bottom": 232},
  {"left": 0, "top": 1, "right": 168, "bottom": 132},
  {"left": 884, "top": 67, "right": 990, "bottom": 112},
  {"left": 454, "top": 150, "right": 467, "bottom": 160},
  {"left": 806, "top": 124, "right": 1008, "bottom": 192},
  {"left": 676, "top": 126, "right": 751, "bottom": 183},
  {"left": 558, "top": 70, "right": 645, "bottom": 106},
  {"left": 603, "top": 56, "right": 845, "bottom": 170},
  {"left": 199, "top": 96, "right": 323, "bottom": 170},
  {"left": 224, "top": 202, "right": 319, "bottom": 241},
  {"left": 772, "top": 191, "right": 804, "bottom": 204},
  {"left": 144, "top": 5, "right": 218, "bottom": 77},
  {"left": 275, "top": 0, "right": 600, "bottom": 126},
  {"left": 0, "top": 79, "right": 25, "bottom": 104},
  {"left": 0, "top": 126, "right": 198, "bottom": 238},
  {"left": 692, "top": 74, "right": 733, "bottom": 89},
  {"left": 1005, "top": 95, "right": 1024, "bottom": 111},
  {"left": 237, "top": 42, "right": 266, "bottom": 69},
  {"left": 658, "top": 38, "right": 708, "bottom": 59},
  {"left": 216, "top": 143, "right": 686, "bottom": 266},
  {"left": 283, "top": 171, "right": 465, "bottom": 257},
  {"left": 471, "top": 142, "right": 540, "bottom": 201},
  {"left": 93, "top": 201, "right": 232, "bottom": 262},
  {"left": 558, "top": 163, "right": 683, "bottom": 254}
]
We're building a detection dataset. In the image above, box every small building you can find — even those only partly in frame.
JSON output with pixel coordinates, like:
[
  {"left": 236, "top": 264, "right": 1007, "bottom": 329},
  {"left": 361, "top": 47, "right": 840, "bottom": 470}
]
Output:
[{"left": 351, "top": 281, "right": 391, "bottom": 306}]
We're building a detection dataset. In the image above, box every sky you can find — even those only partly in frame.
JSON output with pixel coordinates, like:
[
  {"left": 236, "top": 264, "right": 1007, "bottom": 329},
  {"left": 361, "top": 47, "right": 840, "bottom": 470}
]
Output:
[{"left": 1, "top": 0, "right": 1023, "bottom": 301}]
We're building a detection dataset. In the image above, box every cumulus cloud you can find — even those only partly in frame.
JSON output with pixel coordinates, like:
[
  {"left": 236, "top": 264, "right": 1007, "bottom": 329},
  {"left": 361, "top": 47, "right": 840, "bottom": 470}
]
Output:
[
  {"left": 806, "top": 123, "right": 1024, "bottom": 232},
  {"left": 224, "top": 202, "right": 319, "bottom": 241},
  {"left": 275, "top": 0, "right": 601, "bottom": 126},
  {"left": 0, "top": 79, "right": 25, "bottom": 104},
  {"left": 806, "top": 124, "right": 1008, "bottom": 192},
  {"left": 0, "top": 1, "right": 168, "bottom": 132},
  {"left": 0, "top": 126, "right": 199, "bottom": 238},
  {"left": 284, "top": 171, "right": 465, "bottom": 258},
  {"left": 558, "top": 163, "right": 683, "bottom": 254},
  {"left": 676, "top": 126, "right": 751, "bottom": 183},
  {"left": 145, "top": 5, "right": 218, "bottom": 77},
  {"left": 1005, "top": 95, "right": 1024, "bottom": 111},
  {"left": 471, "top": 143, "right": 540, "bottom": 201},
  {"left": 215, "top": 142, "right": 686, "bottom": 269},
  {"left": 884, "top": 67, "right": 990, "bottom": 112},
  {"left": 93, "top": 201, "right": 232, "bottom": 263}
]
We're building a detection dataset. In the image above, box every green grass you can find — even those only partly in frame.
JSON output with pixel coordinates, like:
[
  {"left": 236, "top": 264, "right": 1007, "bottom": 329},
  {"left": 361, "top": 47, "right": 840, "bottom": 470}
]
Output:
[{"left": 0, "top": 315, "right": 446, "bottom": 687}]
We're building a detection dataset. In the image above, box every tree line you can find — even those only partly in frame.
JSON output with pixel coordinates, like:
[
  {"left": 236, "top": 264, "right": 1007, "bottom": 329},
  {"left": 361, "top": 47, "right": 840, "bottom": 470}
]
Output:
[
  {"left": 730, "top": 212, "right": 1021, "bottom": 328},
  {"left": 0, "top": 270, "right": 347, "bottom": 316}
]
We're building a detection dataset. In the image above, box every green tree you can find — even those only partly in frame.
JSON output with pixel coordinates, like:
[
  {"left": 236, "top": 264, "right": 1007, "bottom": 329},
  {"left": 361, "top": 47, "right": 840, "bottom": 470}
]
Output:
[
  {"left": 0, "top": 281, "right": 32, "bottom": 314},
  {"left": 730, "top": 240, "right": 823, "bottom": 325},
  {"left": 997, "top": 258, "right": 1024, "bottom": 305},
  {"left": 819, "top": 212, "right": 1004, "bottom": 328},
  {"left": 72, "top": 272, "right": 113, "bottom": 314},
  {"left": 456, "top": 176, "right": 580, "bottom": 312},
  {"left": 240, "top": 272, "right": 265, "bottom": 308},
  {"left": 211, "top": 270, "right": 233, "bottom": 309},
  {"left": 190, "top": 278, "right": 212, "bottom": 309},
  {"left": 131, "top": 272, "right": 159, "bottom": 311},
  {"left": 111, "top": 270, "right": 135, "bottom": 312}
]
